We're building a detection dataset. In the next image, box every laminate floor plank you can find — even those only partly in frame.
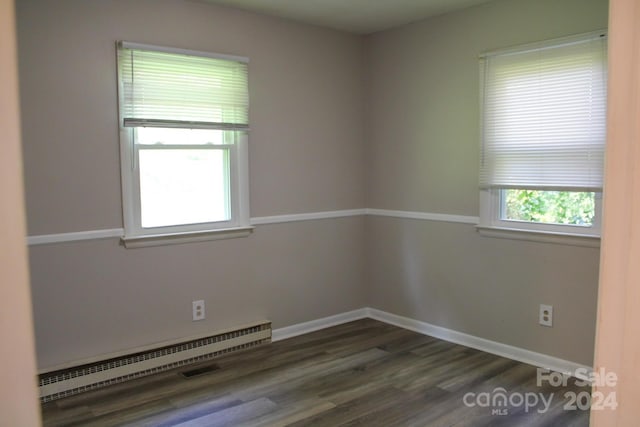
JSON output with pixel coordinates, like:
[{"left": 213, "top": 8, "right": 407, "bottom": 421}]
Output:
[
  {"left": 324, "top": 328, "right": 416, "bottom": 356},
  {"left": 375, "top": 333, "right": 440, "bottom": 354},
  {"left": 286, "top": 386, "right": 413, "bottom": 427},
  {"left": 168, "top": 348, "right": 389, "bottom": 410},
  {"left": 40, "top": 404, "right": 93, "bottom": 427},
  {"left": 41, "top": 319, "right": 590, "bottom": 426},
  {"left": 126, "top": 396, "right": 244, "bottom": 427},
  {"left": 172, "top": 397, "right": 277, "bottom": 427},
  {"left": 234, "top": 398, "right": 336, "bottom": 427},
  {"left": 86, "top": 350, "right": 335, "bottom": 418},
  {"left": 72, "top": 398, "right": 177, "bottom": 427},
  {"left": 339, "top": 384, "right": 455, "bottom": 427}
]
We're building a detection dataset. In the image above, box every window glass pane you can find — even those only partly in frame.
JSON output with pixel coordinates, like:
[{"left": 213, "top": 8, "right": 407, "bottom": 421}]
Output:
[
  {"left": 502, "top": 189, "right": 595, "bottom": 226},
  {"left": 136, "top": 127, "right": 232, "bottom": 145},
  {"left": 139, "top": 149, "right": 230, "bottom": 228}
]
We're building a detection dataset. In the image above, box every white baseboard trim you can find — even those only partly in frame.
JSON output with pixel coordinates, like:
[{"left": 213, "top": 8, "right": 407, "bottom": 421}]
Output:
[
  {"left": 271, "top": 308, "right": 369, "bottom": 342},
  {"left": 271, "top": 307, "right": 592, "bottom": 381},
  {"left": 366, "top": 308, "right": 593, "bottom": 381}
]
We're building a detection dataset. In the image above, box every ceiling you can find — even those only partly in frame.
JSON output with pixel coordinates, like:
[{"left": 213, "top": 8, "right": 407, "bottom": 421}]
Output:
[{"left": 203, "top": 0, "right": 496, "bottom": 34}]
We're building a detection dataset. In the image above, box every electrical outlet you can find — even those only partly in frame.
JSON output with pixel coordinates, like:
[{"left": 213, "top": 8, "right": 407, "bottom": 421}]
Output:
[
  {"left": 192, "top": 300, "right": 205, "bottom": 321},
  {"left": 539, "top": 304, "right": 553, "bottom": 327}
]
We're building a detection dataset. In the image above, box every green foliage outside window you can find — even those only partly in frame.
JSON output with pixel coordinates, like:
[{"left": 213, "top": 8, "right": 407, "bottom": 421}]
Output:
[{"left": 504, "top": 190, "right": 595, "bottom": 226}]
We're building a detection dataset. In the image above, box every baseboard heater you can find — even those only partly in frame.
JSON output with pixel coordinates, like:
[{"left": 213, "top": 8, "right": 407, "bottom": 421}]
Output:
[{"left": 39, "top": 321, "right": 271, "bottom": 403}]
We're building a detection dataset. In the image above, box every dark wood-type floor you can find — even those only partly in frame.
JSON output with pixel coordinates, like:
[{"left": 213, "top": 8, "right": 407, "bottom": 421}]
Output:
[{"left": 41, "top": 319, "right": 590, "bottom": 426}]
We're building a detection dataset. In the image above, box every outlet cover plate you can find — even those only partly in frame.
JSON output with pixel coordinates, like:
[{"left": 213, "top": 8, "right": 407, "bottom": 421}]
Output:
[
  {"left": 539, "top": 304, "right": 553, "bottom": 327},
  {"left": 192, "top": 300, "right": 205, "bottom": 321}
]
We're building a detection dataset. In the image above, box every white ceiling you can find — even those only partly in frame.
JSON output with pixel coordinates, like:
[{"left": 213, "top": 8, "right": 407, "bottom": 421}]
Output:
[{"left": 203, "top": 0, "right": 496, "bottom": 34}]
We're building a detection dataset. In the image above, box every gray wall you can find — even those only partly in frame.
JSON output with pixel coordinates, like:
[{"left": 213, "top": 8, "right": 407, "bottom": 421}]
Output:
[
  {"left": 365, "top": 0, "right": 607, "bottom": 365},
  {"left": 18, "top": 0, "right": 367, "bottom": 369},
  {"left": 19, "top": 0, "right": 607, "bottom": 370}
]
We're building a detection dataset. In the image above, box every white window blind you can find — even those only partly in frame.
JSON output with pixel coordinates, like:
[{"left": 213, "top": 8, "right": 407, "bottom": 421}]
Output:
[
  {"left": 118, "top": 42, "right": 249, "bottom": 130},
  {"left": 480, "top": 33, "right": 607, "bottom": 191}
]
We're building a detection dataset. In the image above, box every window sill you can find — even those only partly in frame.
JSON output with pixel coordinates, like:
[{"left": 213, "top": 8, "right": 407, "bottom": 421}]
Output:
[
  {"left": 476, "top": 225, "right": 600, "bottom": 248},
  {"left": 121, "top": 226, "right": 254, "bottom": 249}
]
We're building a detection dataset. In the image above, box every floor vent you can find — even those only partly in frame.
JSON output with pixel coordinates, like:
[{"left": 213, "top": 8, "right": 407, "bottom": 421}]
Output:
[
  {"left": 39, "top": 321, "right": 271, "bottom": 403},
  {"left": 180, "top": 363, "right": 220, "bottom": 378}
]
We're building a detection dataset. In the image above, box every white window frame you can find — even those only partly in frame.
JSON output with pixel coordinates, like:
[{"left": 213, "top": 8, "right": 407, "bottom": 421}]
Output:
[
  {"left": 477, "top": 32, "right": 606, "bottom": 247},
  {"left": 478, "top": 189, "right": 602, "bottom": 246},
  {"left": 116, "top": 42, "right": 252, "bottom": 248}
]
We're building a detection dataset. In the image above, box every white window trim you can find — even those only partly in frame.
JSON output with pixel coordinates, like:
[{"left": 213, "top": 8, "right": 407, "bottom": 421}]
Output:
[
  {"left": 117, "top": 42, "right": 252, "bottom": 248},
  {"left": 119, "top": 130, "right": 253, "bottom": 249},
  {"left": 477, "top": 31, "right": 605, "bottom": 247},
  {"left": 120, "top": 227, "right": 254, "bottom": 249},
  {"left": 478, "top": 189, "right": 601, "bottom": 248}
]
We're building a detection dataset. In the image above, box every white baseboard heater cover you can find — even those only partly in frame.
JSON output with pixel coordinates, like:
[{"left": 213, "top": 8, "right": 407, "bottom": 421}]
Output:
[{"left": 39, "top": 321, "right": 271, "bottom": 403}]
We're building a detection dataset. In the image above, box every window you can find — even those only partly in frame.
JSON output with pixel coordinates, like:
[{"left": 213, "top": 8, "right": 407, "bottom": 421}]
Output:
[
  {"left": 117, "top": 42, "right": 251, "bottom": 248},
  {"left": 478, "top": 31, "right": 607, "bottom": 242}
]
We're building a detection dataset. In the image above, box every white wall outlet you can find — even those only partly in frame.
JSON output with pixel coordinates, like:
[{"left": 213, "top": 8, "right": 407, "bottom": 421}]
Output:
[
  {"left": 192, "top": 300, "right": 205, "bottom": 321},
  {"left": 539, "top": 304, "right": 553, "bottom": 327}
]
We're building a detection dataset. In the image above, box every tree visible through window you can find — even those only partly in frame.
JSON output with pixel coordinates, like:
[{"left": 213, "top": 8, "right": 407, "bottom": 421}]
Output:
[{"left": 504, "top": 190, "right": 595, "bottom": 226}]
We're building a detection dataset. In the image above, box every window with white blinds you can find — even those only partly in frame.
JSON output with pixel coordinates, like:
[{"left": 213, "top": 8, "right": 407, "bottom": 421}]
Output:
[
  {"left": 480, "top": 32, "right": 607, "bottom": 191},
  {"left": 478, "top": 32, "right": 607, "bottom": 242},
  {"left": 116, "top": 42, "right": 251, "bottom": 247}
]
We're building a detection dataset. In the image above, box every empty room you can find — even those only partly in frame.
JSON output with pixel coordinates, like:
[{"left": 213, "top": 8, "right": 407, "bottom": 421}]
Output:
[{"left": 2, "top": 0, "right": 640, "bottom": 425}]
